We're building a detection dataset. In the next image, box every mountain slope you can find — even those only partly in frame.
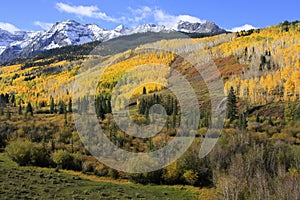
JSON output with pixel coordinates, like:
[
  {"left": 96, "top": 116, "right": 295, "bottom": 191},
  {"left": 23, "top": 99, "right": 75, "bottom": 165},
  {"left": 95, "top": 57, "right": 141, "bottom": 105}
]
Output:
[{"left": 0, "top": 19, "right": 225, "bottom": 63}]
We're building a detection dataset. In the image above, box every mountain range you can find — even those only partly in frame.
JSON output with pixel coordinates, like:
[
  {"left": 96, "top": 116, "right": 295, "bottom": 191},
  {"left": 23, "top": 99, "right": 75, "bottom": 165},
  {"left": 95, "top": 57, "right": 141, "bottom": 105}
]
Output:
[{"left": 0, "top": 19, "right": 225, "bottom": 63}]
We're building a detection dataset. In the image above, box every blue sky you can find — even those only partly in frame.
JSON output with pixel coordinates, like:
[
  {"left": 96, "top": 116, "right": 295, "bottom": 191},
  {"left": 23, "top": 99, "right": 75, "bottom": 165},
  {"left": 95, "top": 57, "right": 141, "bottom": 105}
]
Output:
[{"left": 0, "top": 0, "right": 299, "bottom": 32}]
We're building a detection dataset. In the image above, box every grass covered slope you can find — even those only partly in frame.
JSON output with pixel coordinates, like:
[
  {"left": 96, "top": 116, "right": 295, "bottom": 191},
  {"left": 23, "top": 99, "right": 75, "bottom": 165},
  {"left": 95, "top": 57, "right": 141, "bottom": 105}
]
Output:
[{"left": 0, "top": 153, "right": 199, "bottom": 200}]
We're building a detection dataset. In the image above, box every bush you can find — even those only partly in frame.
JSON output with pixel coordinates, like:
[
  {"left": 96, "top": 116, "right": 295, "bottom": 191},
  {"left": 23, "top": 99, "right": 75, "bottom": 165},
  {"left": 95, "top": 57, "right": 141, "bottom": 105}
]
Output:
[
  {"left": 52, "top": 150, "right": 73, "bottom": 169},
  {"left": 6, "top": 139, "right": 49, "bottom": 166},
  {"left": 72, "top": 152, "right": 83, "bottom": 171},
  {"left": 162, "top": 160, "right": 183, "bottom": 184},
  {"left": 183, "top": 170, "right": 198, "bottom": 185},
  {"left": 128, "top": 170, "right": 163, "bottom": 184},
  {"left": 108, "top": 168, "right": 118, "bottom": 179},
  {"left": 94, "top": 164, "right": 108, "bottom": 177},
  {"left": 82, "top": 160, "right": 95, "bottom": 173},
  {"left": 52, "top": 150, "right": 82, "bottom": 170}
]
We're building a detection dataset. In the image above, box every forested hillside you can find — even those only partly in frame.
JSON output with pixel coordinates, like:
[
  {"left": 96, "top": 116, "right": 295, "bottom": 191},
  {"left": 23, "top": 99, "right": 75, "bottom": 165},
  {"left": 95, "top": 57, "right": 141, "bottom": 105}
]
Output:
[{"left": 0, "top": 20, "right": 300, "bottom": 199}]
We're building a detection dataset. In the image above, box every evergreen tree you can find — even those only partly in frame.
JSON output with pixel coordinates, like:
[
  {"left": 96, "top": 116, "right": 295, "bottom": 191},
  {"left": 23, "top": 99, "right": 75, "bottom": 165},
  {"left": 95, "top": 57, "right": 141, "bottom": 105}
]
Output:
[
  {"left": 255, "top": 113, "right": 260, "bottom": 123},
  {"left": 295, "top": 104, "right": 300, "bottom": 120},
  {"left": 26, "top": 102, "right": 33, "bottom": 116},
  {"left": 138, "top": 99, "right": 146, "bottom": 115},
  {"left": 238, "top": 113, "right": 248, "bottom": 130},
  {"left": 6, "top": 110, "right": 11, "bottom": 120},
  {"left": 0, "top": 107, "right": 3, "bottom": 116},
  {"left": 64, "top": 112, "right": 67, "bottom": 125},
  {"left": 143, "top": 87, "right": 147, "bottom": 95},
  {"left": 18, "top": 104, "right": 22, "bottom": 115},
  {"left": 50, "top": 96, "right": 55, "bottom": 114},
  {"left": 268, "top": 116, "right": 274, "bottom": 126},
  {"left": 58, "top": 100, "right": 66, "bottom": 114},
  {"left": 226, "top": 87, "right": 238, "bottom": 121},
  {"left": 68, "top": 98, "right": 72, "bottom": 113},
  {"left": 10, "top": 94, "right": 15, "bottom": 106}
]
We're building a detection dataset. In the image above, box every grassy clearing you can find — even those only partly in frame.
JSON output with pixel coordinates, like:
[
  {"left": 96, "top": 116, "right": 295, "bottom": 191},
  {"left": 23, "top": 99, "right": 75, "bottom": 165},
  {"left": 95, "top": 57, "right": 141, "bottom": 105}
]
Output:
[{"left": 0, "top": 153, "right": 199, "bottom": 200}]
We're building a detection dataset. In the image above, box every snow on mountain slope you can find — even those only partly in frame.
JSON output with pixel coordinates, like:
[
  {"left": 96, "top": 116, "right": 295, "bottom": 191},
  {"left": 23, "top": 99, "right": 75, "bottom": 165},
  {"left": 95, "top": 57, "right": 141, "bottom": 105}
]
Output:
[
  {"left": 129, "top": 24, "right": 167, "bottom": 34},
  {"left": 172, "top": 20, "right": 225, "bottom": 34},
  {"left": 0, "top": 19, "right": 226, "bottom": 63}
]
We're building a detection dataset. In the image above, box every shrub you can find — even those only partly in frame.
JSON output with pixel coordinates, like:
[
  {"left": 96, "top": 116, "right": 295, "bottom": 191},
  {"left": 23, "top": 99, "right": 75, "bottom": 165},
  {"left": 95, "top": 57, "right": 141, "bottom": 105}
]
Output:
[
  {"left": 82, "top": 160, "right": 95, "bottom": 173},
  {"left": 30, "top": 145, "right": 50, "bottom": 167},
  {"left": 127, "top": 170, "right": 163, "bottom": 184},
  {"left": 108, "top": 168, "right": 118, "bottom": 179},
  {"left": 52, "top": 150, "right": 82, "bottom": 170},
  {"left": 183, "top": 170, "right": 198, "bottom": 185},
  {"left": 72, "top": 152, "right": 83, "bottom": 171},
  {"left": 94, "top": 164, "right": 108, "bottom": 177},
  {"left": 5, "top": 139, "right": 49, "bottom": 166},
  {"left": 52, "top": 150, "right": 73, "bottom": 169},
  {"left": 162, "top": 160, "right": 183, "bottom": 184}
]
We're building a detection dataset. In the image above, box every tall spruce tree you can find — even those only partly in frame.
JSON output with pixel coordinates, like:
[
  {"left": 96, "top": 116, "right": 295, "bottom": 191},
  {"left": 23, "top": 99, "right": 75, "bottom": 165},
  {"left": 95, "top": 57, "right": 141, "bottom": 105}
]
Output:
[
  {"left": 68, "top": 98, "right": 72, "bottom": 113},
  {"left": 26, "top": 102, "right": 33, "bottom": 116},
  {"left": 50, "top": 96, "right": 55, "bottom": 114},
  {"left": 18, "top": 104, "right": 22, "bottom": 115},
  {"left": 226, "top": 86, "right": 237, "bottom": 121},
  {"left": 143, "top": 86, "right": 147, "bottom": 95}
]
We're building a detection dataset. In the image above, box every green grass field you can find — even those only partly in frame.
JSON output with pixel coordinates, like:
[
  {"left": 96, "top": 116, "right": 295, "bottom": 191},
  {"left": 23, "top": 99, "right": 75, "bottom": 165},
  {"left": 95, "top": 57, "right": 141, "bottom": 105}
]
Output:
[{"left": 0, "top": 153, "right": 199, "bottom": 200}]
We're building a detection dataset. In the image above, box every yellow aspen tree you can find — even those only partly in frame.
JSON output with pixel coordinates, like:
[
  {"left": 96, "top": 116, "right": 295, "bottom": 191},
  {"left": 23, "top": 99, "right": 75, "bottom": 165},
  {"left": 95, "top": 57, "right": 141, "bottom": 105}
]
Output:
[
  {"left": 291, "top": 70, "right": 300, "bottom": 99},
  {"left": 284, "top": 78, "right": 295, "bottom": 101}
]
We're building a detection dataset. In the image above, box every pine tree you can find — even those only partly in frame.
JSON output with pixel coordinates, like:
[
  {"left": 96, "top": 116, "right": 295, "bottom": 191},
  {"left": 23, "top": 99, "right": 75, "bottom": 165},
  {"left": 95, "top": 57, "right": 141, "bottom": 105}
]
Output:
[
  {"left": 50, "top": 96, "right": 55, "bottom": 114},
  {"left": 226, "top": 87, "right": 238, "bottom": 121},
  {"left": 6, "top": 110, "right": 11, "bottom": 120},
  {"left": 238, "top": 113, "right": 248, "bottom": 130},
  {"left": 143, "top": 87, "right": 147, "bottom": 95},
  {"left": 18, "top": 104, "right": 22, "bottom": 115},
  {"left": 64, "top": 112, "right": 67, "bottom": 125},
  {"left": 10, "top": 94, "right": 15, "bottom": 106},
  {"left": 255, "top": 113, "right": 260, "bottom": 123},
  {"left": 26, "top": 102, "right": 33, "bottom": 116},
  {"left": 295, "top": 104, "right": 300, "bottom": 120},
  {"left": 268, "top": 116, "right": 274, "bottom": 126},
  {"left": 58, "top": 100, "right": 66, "bottom": 114},
  {"left": 0, "top": 107, "right": 3, "bottom": 116},
  {"left": 68, "top": 98, "right": 72, "bottom": 113}
]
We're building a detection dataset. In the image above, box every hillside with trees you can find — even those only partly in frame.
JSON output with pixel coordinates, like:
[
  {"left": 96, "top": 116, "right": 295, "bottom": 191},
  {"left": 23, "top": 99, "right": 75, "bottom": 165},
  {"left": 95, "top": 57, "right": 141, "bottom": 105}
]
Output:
[{"left": 0, "top": 20, "right": 299, "bottom": 199}]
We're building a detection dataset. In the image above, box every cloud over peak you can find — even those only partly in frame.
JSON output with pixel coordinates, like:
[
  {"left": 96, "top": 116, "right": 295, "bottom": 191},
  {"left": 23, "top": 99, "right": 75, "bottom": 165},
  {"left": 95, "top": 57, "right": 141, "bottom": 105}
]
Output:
[
  {"left": 55, "top": 3, "right": 205, "bottom": 28},
  {"left": 0, "top": 22, "right": 20, "bottom": 33},
  {"left": 34, "top": 21, "right": 54, "bottom": 30},
  {"left": 55, "top": 2, "right": 121, "bottom": 22},
  {"left": 154, "top": 10, "right": 205, "bottom": 28},
  {"left": 229, "top": 24, "right": 257, "bottom": 32}
]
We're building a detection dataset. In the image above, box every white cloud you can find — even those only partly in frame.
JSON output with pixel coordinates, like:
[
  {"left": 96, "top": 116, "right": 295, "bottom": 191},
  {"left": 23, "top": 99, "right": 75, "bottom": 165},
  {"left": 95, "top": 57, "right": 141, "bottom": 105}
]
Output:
[
  {"left": 55, "top": 2, "right": 120, "bottom": 22},
  {"left": 153, "top": 9, "right": 206, "bottom": 28},
  {"left": 55, "top": 3, "right": 205, "bottom": 27},
  {"left": 34, "top": 21, "right": 54, "bottom": 30},
  {"left": 229, "top": 24, "right": 256, "bottom": 32},
  {"left": 0, "top": 22, "right": 20, "bottom": 33},
  {"left": 128, "top": 6, "right": 152, "bottom": 23},
  {"left": 128, "top": 8, "right": 205, "bottom": 28}
]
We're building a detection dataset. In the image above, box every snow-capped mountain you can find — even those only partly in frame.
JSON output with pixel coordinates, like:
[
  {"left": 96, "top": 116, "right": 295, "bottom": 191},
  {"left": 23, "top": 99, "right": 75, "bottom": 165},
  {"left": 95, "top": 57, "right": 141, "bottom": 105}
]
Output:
[
  {"left": 129, "top": 24, "right": 168, "bottom": 34},
  {"left": 0, "top": 29, "right": 25, "bottom": 55},
  {"left": 173, "top": 20, "right": 225, "bottom": 34},
  {"left": 0, "top": 19, "right": 225, "bottom": 63}
]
